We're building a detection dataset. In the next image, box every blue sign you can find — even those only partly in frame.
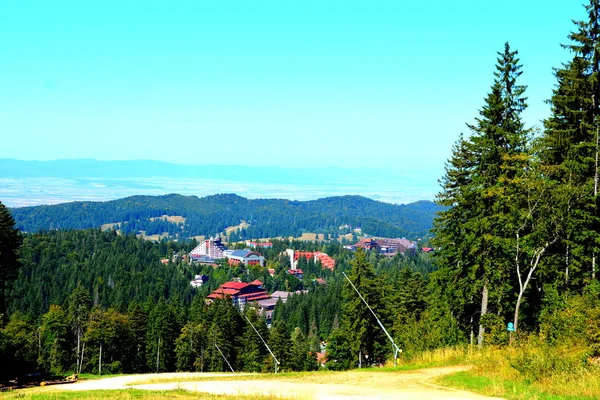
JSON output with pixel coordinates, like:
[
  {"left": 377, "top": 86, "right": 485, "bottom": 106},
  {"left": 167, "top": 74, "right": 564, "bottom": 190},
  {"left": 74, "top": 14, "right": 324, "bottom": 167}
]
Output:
[{"left": 507, "top": 322, "right": 515, "bottom": 332}]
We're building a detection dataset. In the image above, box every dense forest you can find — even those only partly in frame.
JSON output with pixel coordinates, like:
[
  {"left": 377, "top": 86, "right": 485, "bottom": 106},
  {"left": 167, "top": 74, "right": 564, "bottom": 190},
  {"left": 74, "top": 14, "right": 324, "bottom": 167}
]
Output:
[
  {"left": 10, "top": 194, "right": 441, "bottom": 240},
  {"left": 0, "top": 224, "right": 436, "bottom": 378}
]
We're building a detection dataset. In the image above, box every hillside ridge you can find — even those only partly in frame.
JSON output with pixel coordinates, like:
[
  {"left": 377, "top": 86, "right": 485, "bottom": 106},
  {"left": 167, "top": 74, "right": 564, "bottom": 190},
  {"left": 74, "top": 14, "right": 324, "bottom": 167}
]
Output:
[{"left": 10, "top": 193, "right": 442, "bottom": 240}]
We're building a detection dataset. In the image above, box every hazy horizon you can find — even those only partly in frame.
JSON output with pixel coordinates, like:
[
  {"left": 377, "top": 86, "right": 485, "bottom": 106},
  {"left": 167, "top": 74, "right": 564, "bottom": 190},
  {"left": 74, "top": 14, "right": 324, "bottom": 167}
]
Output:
[{"left": 0, "top": 158, "right": 437, "bottom": 208}]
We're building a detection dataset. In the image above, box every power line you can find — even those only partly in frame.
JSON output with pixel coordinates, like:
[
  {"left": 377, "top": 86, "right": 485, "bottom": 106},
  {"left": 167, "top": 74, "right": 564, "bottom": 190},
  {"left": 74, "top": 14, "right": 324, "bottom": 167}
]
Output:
[
  {"left": 215, "top": 342, "right": 235, "bottom": 373},
  {"left": 342, "top": 271, "right": 402, "bottom": 366},
  {"left": 245, "top": 315, "right": 280, "bottom": 373}
]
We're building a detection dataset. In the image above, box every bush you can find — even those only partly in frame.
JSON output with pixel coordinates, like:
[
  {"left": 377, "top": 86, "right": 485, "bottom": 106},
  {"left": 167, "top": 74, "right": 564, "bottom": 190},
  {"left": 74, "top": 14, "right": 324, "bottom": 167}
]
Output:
[{"left": 508, "top": 338, "right": 589, "bottom": 383}]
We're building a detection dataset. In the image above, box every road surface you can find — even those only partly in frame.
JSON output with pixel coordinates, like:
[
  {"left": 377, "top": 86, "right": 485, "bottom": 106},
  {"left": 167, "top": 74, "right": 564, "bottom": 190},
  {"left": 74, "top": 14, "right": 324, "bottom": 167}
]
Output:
[{"left": 54, "top": 366, "right": 503, "bottom": 400}]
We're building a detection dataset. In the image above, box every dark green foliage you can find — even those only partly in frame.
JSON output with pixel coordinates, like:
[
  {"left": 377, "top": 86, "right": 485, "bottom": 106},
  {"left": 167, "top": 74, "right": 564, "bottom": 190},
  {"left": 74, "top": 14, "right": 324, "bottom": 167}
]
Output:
[
  {"left": 0, "top": 201, "right": 22, "bottom": 315},
  {"left": 83, "top": 308, "right": 131, "bottom": 374},
  {"left": 340, "top": 250, "right": 391, "bottom": 367},
  {"left": 175, "top": 322, "right": 204, "bottom": 372},
  {"left": 239, "top": 309, "right": 269, "bottom": 372},
  {"left": 146, "top": 300, "right": 180, "bottom": 372},
  {"left": 433, "top": 42, "right": 532, "bottom": 346},
  {"left": 325, "top": 328, "right": 352, "bottom": 370},
  {"left": 289, "top": 327, "right": 318, "bottom": 371},
  {"left": 10, "top": 229, "right": 193, "bottom": 318},
  {"left": 39, "top": 305, "right": 71, "bottom": 374},
  {"left": 126, "top": 304, "right": 148, "bottom": 373},
  {"left": 11, "top": 194, "right": 442, "bottom": 240},
  {"left": 268, "top": 321, "right": 291, "bottom": 371},
  {"left": 539, "top": 0, "right": 600, "bottom": 292},
  {"left": 0, "top": 312, "right": 38, "bottom": 379}
]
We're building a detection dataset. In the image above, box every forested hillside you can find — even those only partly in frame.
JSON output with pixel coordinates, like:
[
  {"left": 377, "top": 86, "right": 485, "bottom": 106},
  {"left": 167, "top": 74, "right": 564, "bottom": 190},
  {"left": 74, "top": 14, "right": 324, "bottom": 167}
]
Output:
[
  {"left": 10, "top": 194, "right": 441, "bottom": 240},
  {"left": 10, "top": 229, "right": 195, "bottom": 317}
]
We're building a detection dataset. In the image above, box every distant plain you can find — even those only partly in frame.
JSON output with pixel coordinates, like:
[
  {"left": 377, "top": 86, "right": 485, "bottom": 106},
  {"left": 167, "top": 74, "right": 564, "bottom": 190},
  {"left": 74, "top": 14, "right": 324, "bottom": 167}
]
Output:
[{"left": 0, "top": 159, "right": 438, "bottom": 207}]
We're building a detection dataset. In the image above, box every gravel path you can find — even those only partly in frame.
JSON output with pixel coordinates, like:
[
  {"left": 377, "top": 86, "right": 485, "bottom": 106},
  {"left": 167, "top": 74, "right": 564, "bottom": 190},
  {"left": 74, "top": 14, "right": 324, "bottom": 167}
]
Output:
[{"left": 54, "top": 366, "right": 503, "bottom": 400}]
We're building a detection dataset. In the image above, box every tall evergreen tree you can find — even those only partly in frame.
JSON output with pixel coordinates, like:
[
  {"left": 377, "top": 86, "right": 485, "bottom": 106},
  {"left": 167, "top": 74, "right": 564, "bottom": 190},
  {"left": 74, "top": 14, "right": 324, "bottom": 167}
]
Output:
[
  {"left": 67, "top": 284, "right": 91, "bottom": 374},
  {"left": 0, "top": 202, "right": 21, "bottom": 316},
  {"left": 341, "top": 249, "right": 390, "bottom": 366},
  {"left": 433, "top": 43, "right": 530, "bottom": 345},
  {"left": 540, "top": 0, "right": 600, "bottom": 290}
]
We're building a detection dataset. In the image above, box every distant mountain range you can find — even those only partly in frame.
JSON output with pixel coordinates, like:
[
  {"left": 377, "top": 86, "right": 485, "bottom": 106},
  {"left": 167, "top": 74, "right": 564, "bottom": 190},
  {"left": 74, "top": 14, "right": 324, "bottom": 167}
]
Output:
[{"left": 10, "top": 193, "right": 443, "bottom": 240}]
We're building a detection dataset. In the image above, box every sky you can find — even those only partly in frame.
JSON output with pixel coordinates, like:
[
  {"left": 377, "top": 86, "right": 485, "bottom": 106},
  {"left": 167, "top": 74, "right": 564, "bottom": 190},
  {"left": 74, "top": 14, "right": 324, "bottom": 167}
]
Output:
[{"left": 0, "top": 1, "right": 588, "bottom": 184}]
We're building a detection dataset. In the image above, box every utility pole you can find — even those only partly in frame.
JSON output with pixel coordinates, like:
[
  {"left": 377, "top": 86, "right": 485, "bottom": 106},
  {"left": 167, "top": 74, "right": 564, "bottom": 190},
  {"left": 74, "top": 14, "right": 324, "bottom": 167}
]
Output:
[
  {"left": 342, "top": 272, "right": 402, "bottom": 366},
  {"left": 245, "top": 315, "right": 280, "bottom": 373},
  {"left": 99, "top": 343, "right": 102, "bottom": 375}
]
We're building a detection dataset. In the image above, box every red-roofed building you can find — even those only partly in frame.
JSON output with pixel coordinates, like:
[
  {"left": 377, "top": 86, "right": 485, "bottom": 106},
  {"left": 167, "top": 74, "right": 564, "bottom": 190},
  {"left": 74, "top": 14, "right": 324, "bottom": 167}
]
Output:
[
  {"left": 206, "top": 280, "right": 269, "bottom": 309},
  {"left": 285, "top": 249, "right": 336, "bottom": 270},
  {"left": 315, "top": 252, "right": 336, "bottom": 270},
  {"left": 356, "top": 238, "right": 380, "bottom": 251},
  {"left": 287, "top": 268, "right": 304, "bottom": 279},
  {"left": 421, "top": 247, "right": 434, "bottom": 253}
]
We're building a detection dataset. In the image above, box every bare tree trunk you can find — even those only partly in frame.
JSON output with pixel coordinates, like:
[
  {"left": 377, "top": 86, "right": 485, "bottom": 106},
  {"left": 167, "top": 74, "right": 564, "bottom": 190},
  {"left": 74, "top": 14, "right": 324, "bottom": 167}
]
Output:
[
  {"left": 566, "top": 243, "right": 570, "bottom": 290},
  {"left": 594, "top": 94, "right": 598, "bottom": 280},
  {"left": 99, "top": 343, "right": 102, "bottom": 375},
  {"left": 469, "top": 314, "right": 474, "bottom": 346},
  {"left": 156, "top": 337, "right": 161, "bottom": 373},
  {"left": 477, "top": 282, "right": 488, "bottom": 347},
  {"left": 76, "top": 330, "right": 81, "bottom": 375},
  {"left": 514, "top": 242, "right": 555, "bottom": 332}
]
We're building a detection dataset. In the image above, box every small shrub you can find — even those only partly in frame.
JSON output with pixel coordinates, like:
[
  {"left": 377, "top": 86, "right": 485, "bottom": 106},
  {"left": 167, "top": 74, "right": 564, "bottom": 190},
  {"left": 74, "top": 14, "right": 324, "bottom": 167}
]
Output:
[{"left": 508, "top": 339, "right": 588, "bottom": 382}]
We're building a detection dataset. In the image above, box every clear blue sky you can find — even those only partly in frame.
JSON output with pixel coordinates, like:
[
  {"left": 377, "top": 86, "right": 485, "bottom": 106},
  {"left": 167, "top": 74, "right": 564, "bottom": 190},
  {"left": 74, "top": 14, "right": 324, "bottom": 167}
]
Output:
[{"left": 0, "top": 1, "right": 586, "bottom": 178}]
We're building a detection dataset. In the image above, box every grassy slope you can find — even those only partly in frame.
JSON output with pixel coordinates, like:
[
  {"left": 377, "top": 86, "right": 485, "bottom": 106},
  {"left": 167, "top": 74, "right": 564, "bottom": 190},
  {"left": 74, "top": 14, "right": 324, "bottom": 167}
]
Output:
[
  {"left": 0, "top": 389, "right": 279, "bottom": 400},
  {"left": 431, "top": 346, "right": 600, "bottom": 400}
]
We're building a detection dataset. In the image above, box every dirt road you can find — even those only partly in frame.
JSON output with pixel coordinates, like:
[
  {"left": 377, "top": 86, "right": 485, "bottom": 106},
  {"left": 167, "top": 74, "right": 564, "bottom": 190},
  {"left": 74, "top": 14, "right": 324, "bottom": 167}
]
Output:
[{"left": 55, "top": 366, "right": 503, "bottom": 399}]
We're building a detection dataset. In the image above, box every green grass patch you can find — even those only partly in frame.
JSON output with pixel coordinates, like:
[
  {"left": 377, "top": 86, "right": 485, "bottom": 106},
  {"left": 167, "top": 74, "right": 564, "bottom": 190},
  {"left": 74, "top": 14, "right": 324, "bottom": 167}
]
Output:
[
  {"left": 0, "top": 388, "right": 280, "bottom": 400},
  {"left": 77, "top": 373, "right": 126, "bottom": 380},
  {"left": 438, "top": 370, "right": 598, "bottom": 400}
]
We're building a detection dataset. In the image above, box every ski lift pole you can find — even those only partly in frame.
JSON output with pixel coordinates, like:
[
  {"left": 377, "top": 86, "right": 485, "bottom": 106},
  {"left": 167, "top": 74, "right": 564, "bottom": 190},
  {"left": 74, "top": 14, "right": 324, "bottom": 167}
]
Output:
[
  {"left": 342, "top": 272, "right": 402, "bottom": 366},
  {"left": 245, "top": 315, "right": 280, "bottom": 373},
  {"left": 215, "top": 343, "right": 235, "bottom": 373}
]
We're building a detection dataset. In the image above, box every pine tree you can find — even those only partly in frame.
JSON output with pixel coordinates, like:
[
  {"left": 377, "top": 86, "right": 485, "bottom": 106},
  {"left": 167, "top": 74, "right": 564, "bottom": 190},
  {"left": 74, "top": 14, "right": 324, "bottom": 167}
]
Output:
[
  {"left": 0, "top": 202, "right": 21, "bottom": 316},
  {"left": 433, "top": 43, "right": 530, "bottom": 346},
  {"left": 68, "top": 284, "right": 91, "bottom": 374},
  {"left": 268, "top": 321, "right": 291, "bottom": 371},
  {"left": 341, "top": 249, "right": 390, "bottom": 366},
  {"left": 540, "top": 0, "right": 600, "bottom": 290}
]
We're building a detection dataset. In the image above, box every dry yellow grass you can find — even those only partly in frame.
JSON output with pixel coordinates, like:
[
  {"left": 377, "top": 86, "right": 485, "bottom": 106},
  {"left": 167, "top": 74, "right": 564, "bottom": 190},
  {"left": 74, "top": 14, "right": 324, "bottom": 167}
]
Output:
[
  {"left": 225, "top": 221, "right": 250, "bottom": 235},
  {"left": 136, "top": 231, "right": 170, "bottom": 241},
  {"left": 100, "top": 222, "right": 119, "bottom": 231},
  {"left": 0, "top": 388, "right": 280, "bottom": 400},
  {"left": 149, "top": 215, "right": 186, "bottom": 224}
]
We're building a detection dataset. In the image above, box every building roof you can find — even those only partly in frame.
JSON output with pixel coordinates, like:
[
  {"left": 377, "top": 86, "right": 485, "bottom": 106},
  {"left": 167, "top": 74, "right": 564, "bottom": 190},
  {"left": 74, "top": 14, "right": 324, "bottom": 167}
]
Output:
[
  {"left": 250, "top": 279, "right": 264, "bottom": 286},
  {"left": 229, "top": 249, "right": 262, "bottom": 258},
  {"left": 206, "top": 288, "right": 240, "bottom": 299},
  {"left": 256, "top": 298, "right": 279, "bottom": 308},
  {"left": 271, "top": 291, "right": 292, "bottom": 300},
  {"left": 220, "top": 281, "right": 250, "bottom": 290}
]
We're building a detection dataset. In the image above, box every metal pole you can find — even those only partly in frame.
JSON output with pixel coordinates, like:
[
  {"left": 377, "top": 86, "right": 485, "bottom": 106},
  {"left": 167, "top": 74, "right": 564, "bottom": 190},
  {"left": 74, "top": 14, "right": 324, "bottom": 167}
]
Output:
[
  {"left": 342, "top": 272, "right": 402, "bottom": 366},
  {"left": 245, "top": 315, "right": 280, "bottom": 373},
  {"left": 215, "top": 343, "right": 235, "bottom": 373}
]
